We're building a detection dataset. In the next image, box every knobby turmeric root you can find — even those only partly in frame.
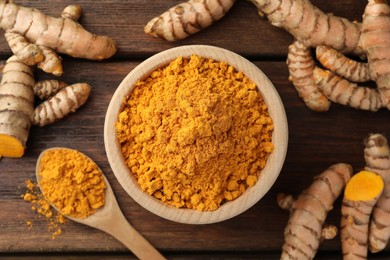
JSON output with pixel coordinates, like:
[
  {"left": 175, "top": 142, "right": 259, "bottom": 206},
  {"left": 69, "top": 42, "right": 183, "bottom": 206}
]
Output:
[
  {"left": 33, "top": 80, "right": 68, "bottom": 100},
  {"left": 32, "top": 83, "right": 91, "bottom": 127},
  {"left": 255, "top": 0, "right": 390, "bottom": 112},
  {"left": 364, "top": 133, "right": 390, "bottom": 253},
  {"left": 0, "top": 56, "right": 35, "bottom": 158},
  {"left": 0, "top": 62, "right": 91, "bottom": 157},
  {"left": 361, "top": 0, "right": 390, "bottom": 110},
  {"left": 36, "top": 46, "right": 63, "bottom": 76},
  {"left": 313, "top": 67, "right": 384, "bottom": 111},
  {"left": 279, "top": 163, "right": 353, "bottom": 260},
  {"left": 313, "top": 0, "right": 390, "bottom": 112},
  {"left": 144, "top": 0, "right": 236, "bottom": 41},
  {"left": 249, "top": 0, "right": 363, "bottom": 55},
  {"left": 0, "top": 1, "right": 117, "bottom": 75},
  {"left": 316, "top": 46, "right": 371, "bottom": 83},
  {"left": 277, "top": 193, "right": 338, "bottom": 240},
  {"left": 4, "top": 30, "right": 44, "bottom": 66},
  {"left": 286, "top": 40, "right": 331, "bottom": 112},
  {"left": 341, "top": 170, "right": 384, "bottom": 260}
]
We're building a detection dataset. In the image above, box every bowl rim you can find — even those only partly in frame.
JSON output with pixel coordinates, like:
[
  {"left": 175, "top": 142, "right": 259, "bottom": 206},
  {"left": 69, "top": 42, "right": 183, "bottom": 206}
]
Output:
[{"left": 104, "top": 45, "right": 288, "bottom": 224}]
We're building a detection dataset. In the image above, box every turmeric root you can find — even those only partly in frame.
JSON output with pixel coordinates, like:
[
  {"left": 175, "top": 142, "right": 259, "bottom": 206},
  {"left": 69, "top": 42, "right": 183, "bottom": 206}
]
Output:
[
  {"left": 364, "top": 133, "right": 390, "bottom": 253},
  {"left": 144, "top": 0, "right": 236, "bottom": 41},
  {"left": 0, "top": 1, "right": 117, "bottom": 74},
  {"left": 361, "top": 0, "right": 390, "bottom": 110},
  {"left": 341, "top": 170, "right": 384, "bottom": 260},
  {"left": 36, "top": 46, "right": 63, "bottom": 76},
  {"left": 61, "top": 5, "right": 82, "bottom": 21},
  {"left": 4, "top": 30, "right": 44, "bottom": 66},
  {"left": 249, "top": 0, "right": 363, "bottom": 55},
  {"left": 277, "top": 193, "right": 338, "bottom": 240},
  {"left": 313, "top": 67, "right": 384, "bottom": 111},
  {"left": 0, "top": 56, "right": 35, "bottom": 158},
  {"left": 32, "top": 83, "right": 91, "bottom": 127},
  {"left": 280, "top": 163, "right": 353, "bottom": 260},
  {"left": 286, "top": 40, "right": 330, "bottom": 112},
  {"left": 316, "top": 46, "right": 371, "bottom": 83},
  {"left": 33, "top": 80, "right": 68, "bottom": 100}
]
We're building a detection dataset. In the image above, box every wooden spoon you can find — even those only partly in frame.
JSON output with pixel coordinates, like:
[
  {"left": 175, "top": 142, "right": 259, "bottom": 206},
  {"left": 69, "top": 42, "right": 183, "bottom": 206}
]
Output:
[{"left": 36, "top": 147, "right": 166, "bottom": 260}]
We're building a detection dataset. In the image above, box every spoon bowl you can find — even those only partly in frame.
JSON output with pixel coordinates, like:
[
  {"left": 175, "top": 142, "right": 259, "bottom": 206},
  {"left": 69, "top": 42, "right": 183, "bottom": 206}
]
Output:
[{"left": 36, "top": 147, "right": 165, "bottom": 260}]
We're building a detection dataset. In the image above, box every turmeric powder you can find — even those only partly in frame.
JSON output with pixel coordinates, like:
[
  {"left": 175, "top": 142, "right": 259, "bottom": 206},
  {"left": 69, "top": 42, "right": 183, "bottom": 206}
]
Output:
[
  {"left": 116, "top": 54, "right": 274, "bottom": 211},
  {"left": 22, "top": 179, "right": 67, "bottom": 239},
  {"left": 37, "top": 148, "right": 106, "bottom": 219}
]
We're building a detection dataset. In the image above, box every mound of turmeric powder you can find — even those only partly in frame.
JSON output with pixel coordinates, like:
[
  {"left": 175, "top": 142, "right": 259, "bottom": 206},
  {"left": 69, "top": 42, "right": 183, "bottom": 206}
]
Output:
[
  {"left": 116, "top": 55, "right": 274, "bottom": 211},
  {"left": 38, "top": 149, "right": 106, "bottom": 219}
]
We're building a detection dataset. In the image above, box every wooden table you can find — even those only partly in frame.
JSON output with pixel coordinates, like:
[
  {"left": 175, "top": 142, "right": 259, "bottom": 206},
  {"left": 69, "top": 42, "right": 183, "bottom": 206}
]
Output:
[{"left": 1, "top": 0, "right": 389, "bottom": 259}]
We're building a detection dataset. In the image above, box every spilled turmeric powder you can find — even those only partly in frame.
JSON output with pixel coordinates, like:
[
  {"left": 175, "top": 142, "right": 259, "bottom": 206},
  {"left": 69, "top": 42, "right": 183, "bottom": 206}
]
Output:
[
  {"left": 22, "top": 179, "right": 67, "bottom": 239},
  {"left": 37, "top": 148, "right": 106, "bottom": 219},
  {"left": 116, "top": 55, "right": 274, "bottom": 211}
]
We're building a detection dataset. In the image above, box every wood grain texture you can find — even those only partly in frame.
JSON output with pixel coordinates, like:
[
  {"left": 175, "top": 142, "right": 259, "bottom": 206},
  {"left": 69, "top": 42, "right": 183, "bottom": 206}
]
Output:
[{"left": 0, "top": 0, "right": 389, "bottom": 259}]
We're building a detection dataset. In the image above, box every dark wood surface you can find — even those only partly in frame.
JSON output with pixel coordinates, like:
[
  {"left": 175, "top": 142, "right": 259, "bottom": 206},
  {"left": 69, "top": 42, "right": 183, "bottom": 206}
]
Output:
[{"left": 0, "top": 0, "right": 389, "bottom": 259}]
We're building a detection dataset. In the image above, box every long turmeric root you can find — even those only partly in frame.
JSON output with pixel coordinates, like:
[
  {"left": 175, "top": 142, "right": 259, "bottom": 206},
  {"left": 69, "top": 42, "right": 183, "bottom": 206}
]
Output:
[
  {"left": 144, "top": 0, "right": 236, "bottom": 41},
  {"left": 286, "top": 40, "right": 330, "bottom": 111},
  {"left": 249, "top": 0, "right": 363, "bottom": 55},
  {"left": 313, "top": 67, "right": 384, "bottom": 111},
  {"left": 364, "top": 133, "right": 390, "bottom": 253},
  {"left": 316, "top": 46, "right": 371, "bottom": 83},
  {"left": 0, "top": 56, "right": 35, "bottom": 158},
  {"left": 341, "top": 170, "right": 384, "bottom": 260},
  {"left": 361, "top": 0, "right": 390, "bottom": 110},
  {"left": 32, "top": 83, "right": 91, "bottom": 127},
  {"left": 280, "top": 163, "right": 353, "bottom": 260},
  {"left": 277, "top": 193, "right": 338, "bottom": 240},
  {"left": 0, "top": 1, "right": 117, "bottom": 74}
]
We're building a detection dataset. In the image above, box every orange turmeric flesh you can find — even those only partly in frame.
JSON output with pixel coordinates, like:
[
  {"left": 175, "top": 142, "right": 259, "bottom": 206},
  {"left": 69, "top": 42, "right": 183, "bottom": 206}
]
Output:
[
  {"left": 344, "top": 170, "right": 384, "bottom": 201},
  {"left": 0, "top": 134, "right": 25, "bottom": 157}
]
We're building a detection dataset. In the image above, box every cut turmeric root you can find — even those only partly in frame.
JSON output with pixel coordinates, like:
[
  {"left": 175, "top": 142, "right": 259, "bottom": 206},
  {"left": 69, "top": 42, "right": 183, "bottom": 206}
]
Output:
[
  {"left": 279, "top": 163, "right": 353, "bottom": 260},
  {"left": 0, "top": 62, "right": 91, "bottom": 157},
  {"left": 0, "top": 56, "right": 35, "bottom": 158},
  {"left": 341, "top": 170, "right": 384, "bottom": 260},
  {"left": 364, "top": 133, "right": 390, "bottom": 253}
]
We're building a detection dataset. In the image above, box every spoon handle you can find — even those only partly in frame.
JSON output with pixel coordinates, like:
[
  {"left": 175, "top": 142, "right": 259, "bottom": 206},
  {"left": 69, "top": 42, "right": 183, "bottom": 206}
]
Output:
[{"left": 104, "top": 210, "right": 166, "bottom": 260}]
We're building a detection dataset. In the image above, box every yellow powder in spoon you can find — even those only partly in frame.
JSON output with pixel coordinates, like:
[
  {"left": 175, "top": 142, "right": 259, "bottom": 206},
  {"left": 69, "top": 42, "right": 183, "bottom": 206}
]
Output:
[{"left": 38, "top": 149, "right": 106, "bottom": 219}]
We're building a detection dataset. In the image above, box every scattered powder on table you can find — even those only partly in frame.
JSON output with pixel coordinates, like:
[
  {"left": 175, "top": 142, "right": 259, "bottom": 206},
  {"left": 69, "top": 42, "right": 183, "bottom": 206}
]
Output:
[
  {"left": 37, "top": 149, "right": 106, "bottom": 219},
  {"left": 22, "top": 179, "right": 67, "bottom": 240},
  {"left": 116, "top": 54, "right": 274, "bottom": 211}
]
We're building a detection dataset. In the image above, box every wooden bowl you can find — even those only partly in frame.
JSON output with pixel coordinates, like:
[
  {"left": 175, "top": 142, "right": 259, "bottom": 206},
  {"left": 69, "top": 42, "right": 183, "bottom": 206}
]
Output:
[{"left": 104, "top": 45, "right": 288, "bottom": 224}]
